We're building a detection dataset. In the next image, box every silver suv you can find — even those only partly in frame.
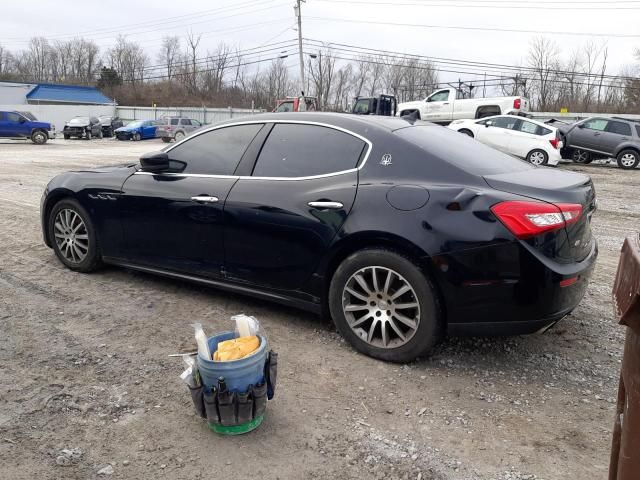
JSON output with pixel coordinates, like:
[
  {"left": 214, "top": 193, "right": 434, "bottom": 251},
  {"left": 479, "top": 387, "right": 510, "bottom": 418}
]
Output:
[
  {"left": 155, "top": 117, "right": 203, "bottom": 143},
  {"left": 559, "top": 117, "right": 640, "bottom": 169}
]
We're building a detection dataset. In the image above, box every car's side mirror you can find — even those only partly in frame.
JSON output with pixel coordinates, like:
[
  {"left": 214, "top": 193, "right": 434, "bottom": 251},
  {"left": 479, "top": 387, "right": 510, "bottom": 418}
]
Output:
[
  {"left": 19, "top": 117, "right": 26, "bottom": 123},
  {"left": 140, "top": 151, "right": 169, "bottom": 173},
  {"left": 485, "top": 121, "right": 492, "bottom": 127}
]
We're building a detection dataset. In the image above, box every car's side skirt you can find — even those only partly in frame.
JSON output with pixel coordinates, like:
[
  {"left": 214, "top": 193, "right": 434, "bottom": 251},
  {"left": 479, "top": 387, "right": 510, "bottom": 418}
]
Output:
[{"left": 102, "top": 257, "right": 322, "bottom": 315}]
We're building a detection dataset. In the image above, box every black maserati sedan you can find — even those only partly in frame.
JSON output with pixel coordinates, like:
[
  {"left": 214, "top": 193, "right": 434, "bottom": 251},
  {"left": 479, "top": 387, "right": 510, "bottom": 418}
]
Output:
[{"left": 41, "top": 112, "right": 597, "bottom": 362}]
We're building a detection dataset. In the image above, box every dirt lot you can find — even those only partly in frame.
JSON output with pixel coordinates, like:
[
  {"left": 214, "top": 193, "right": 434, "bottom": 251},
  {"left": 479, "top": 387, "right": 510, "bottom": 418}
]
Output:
[{"left": 0, "top": 137, "right": 638, "bottom": 480}]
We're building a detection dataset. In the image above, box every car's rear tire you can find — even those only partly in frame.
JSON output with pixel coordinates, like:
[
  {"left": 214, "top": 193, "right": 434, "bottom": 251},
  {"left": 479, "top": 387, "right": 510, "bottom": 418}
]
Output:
[
  {"left": 526, "top": 149, "right": 548, "bottom": 166},
  {"left": 133, "top": 132, "right": 141, "bottom": 141},
  {"left": 31, "top": 130, "right": 47, "bottom": 145},
  {"left": 617, "top": 149, "right": 639, "bottom": 170},
  {"left": 161, "top": 137, "right": 171, "bottom": 143},
  {"left": 572, "top": 149, "right": 592, "bottom": 164},
  {"left": 458, "top": 129, "right": 474, "bottom": 138},
  {"left": 48, "top": 198, "right": 101, "bottom": 273},
  {"left": 328, "top": 248, "right": 442, "bottom": 363}
]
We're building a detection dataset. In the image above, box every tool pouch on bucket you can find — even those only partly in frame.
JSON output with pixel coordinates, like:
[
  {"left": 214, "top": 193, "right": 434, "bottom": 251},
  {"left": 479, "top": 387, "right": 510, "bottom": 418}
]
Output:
[
  {"left": 203, "top": 389, "right": 220, "bottom": 425},
  {"left": 252, "top": 382, "right": 267, "bottom": 418},
  {"left": 265, "top": 350, "right": 278, "bottom": 400},
  {"left": 218, "top": 390, "right": 237, "bottom": 426},
  {"left": 188, "top": 384, "right": 207, "bottom": 419},
  {"left": 236, "top": 390, "right": 253, "bottom": 424}
]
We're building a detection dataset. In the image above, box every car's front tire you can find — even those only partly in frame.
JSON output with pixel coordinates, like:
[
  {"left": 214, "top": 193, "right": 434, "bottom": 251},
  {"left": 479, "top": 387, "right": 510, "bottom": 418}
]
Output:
[
  {"left": 133, "top": 132, "right": 141, "bottom": 141},
  {"left": 572, "top": 149, "right": 592, "bottom": 164},
  {"left": 31, "top": 130, "right": 48, "bottom": 145},
  {"left": 86, "top": 131, "right": 92, "bottom": 140},
  {"left": 617, "top": 149, "right": 639, "bottom": 170},
  {"left": 526, "top": 149, "right": 548, "bottom": 166},
  {"left": 48, "top": 198, "right": 101, "bottom": 272},
  {"left": 328, "top": 248, "right": 441, "bottom": 363}
]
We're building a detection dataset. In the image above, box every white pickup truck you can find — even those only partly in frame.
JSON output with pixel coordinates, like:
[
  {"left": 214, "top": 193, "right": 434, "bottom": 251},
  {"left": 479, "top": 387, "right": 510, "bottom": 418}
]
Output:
[{"left": 397, "top": 88, "right": 529, "bottom": 124}]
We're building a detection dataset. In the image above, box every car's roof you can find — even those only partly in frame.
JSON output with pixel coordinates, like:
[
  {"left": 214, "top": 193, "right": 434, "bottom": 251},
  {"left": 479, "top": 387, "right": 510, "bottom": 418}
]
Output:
[{"left": 215, "top": 112, "right": 429, "bottom": 136}]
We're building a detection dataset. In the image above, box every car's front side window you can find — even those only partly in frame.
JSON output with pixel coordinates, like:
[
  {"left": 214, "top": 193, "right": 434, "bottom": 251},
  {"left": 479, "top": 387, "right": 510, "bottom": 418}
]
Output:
[
  {"left": 583, "top": 118, "right": 608, "bottom": 131},
  {"left": 428, "top": 90, "right": 450, "bottom": 102},
  {"left": 252, "top": 123, "right": 366, "bottom": 178},
  {"left": 167, "top": 124, "right": 264, "bottom": 175}
]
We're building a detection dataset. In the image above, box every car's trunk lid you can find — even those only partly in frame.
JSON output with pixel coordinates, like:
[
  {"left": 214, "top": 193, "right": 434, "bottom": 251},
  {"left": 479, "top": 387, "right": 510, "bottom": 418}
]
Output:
[{"left": 484, "top": 168, "right": 596, "bottom": 262}]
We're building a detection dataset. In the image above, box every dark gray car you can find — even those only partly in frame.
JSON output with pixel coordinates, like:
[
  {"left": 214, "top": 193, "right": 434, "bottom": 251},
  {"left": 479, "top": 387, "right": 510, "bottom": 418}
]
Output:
[{"left": 559, "top": 117, "right": 640, "bottom": 169}]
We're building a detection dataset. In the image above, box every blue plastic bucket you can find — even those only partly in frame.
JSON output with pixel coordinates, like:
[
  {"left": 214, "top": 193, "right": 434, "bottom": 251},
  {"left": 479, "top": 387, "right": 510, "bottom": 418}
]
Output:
[{"left": 197, "top": 332, "right": 267, "bottom": 392}]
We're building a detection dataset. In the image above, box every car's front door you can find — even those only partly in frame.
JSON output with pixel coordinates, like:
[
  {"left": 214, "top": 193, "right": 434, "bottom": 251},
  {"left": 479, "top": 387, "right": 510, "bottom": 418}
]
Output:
[
  {"left": 423, "top": 90, "right": 454, "bottom": 122},
  {"left": 5, "top": 112, "right": 28, "bottom": 137},
  {"left": 118, "top": 123, "right": 265, "bottom": 277},
  {"left": 223, "top": 122, "right": 367, "bottom": 292},
  {"left": 475, "top": 116, "right": 517, "bottom": 152},
  {"left": 570, "top": 118, "right": 608, "bottom": 151},
  {"left": 141, "top": 121, "right": 156, "bottom": 139}
]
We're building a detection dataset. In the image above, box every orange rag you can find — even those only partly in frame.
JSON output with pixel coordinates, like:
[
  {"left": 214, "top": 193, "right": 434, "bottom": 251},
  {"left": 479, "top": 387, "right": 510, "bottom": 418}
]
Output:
[{"left": 213, "top": 336, "right": 260, "bottom": 362}]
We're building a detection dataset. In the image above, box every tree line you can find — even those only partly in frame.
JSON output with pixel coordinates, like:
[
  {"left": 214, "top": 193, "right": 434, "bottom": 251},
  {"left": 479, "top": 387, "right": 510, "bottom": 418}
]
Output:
[{"left": 0, "top": 34, "right": 638, "bottom": 113}]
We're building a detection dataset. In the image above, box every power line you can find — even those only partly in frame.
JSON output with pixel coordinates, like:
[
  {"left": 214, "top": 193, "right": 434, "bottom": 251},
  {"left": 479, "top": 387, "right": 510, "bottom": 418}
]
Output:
[
  {"left": 317, "top": 0, "right": 640, "bottom": 9},
  {"left": 305, "top": 16, "right": 640, "bottom": 38},
  {"left": 303, "top": 38, "right": 640, "bottom": 83}
]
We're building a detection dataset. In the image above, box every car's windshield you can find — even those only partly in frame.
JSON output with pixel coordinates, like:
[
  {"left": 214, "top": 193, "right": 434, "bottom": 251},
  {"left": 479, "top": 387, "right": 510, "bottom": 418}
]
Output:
[
  {"left": 396, "top": 125, "right": 533, "bottom": 176},
  {"left": 127, "top": 121, "right": 144, "bottom": 128},
  {"left": 18, "top": 111, "right": 36, "bottom": 121},
  {"left": 69, "top": 117, "right": 89, "bottom": 124}
]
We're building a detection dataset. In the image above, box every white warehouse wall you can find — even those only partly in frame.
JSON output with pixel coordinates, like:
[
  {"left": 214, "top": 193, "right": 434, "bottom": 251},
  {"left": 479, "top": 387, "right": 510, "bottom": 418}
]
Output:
[
  {"left": 0, "top": 82, "right": 34, "bottom": 104},
  {"left": 0, "top": 104, "right": 117, "bottom": 131}
]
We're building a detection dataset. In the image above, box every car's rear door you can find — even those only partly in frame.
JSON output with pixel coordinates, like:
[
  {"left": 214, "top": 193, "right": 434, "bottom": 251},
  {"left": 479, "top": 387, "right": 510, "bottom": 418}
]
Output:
[
  {"left": 223, "top": 121, "right": 368, "bottom": 292},
  {"left": 602, "top": 120, "right": 632, "bottom": 155},
  {"left": 118, "top": 123, "right": 265, "bottom": 277},
  {"left": 508, "top": 119, "right": 545, "bottom": 158}
]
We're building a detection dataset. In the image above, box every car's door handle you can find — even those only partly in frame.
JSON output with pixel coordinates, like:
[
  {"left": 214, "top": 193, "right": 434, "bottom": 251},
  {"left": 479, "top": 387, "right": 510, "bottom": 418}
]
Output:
[
  {"left": 594, "top": 132, "right": 601, "bottom": 136},
  {"left": 308, "top": 201, "right": 344, "bottom": 210},
  {"left": 191, "top": 195, "right": 219, "bottom": 203}
]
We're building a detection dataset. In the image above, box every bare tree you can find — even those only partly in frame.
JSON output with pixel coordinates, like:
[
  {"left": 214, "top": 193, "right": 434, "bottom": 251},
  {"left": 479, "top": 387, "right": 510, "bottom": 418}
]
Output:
[
  {"left": 185, "top": 31, "right": 202, "bottom": 94},
  {"left": 158, "top": 36, "right": 181, "bottom": 80},
  {"left": 527, "top": 37, "right": 561, "bottom": 110}
]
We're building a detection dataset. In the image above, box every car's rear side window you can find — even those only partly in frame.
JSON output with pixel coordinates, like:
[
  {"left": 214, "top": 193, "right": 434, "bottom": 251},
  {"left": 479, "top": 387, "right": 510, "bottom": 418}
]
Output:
[
  {"left": 167, "top": 124, "right": 263, "bottom": 175},
  {"left": 607, "top": 121, "right": 632, "bottom": 136},
  {"left": 396, "top": 125, "right": 532, "bottom": 176},
  {"left": 252, "top": 123, "right": 366, "bottom": 178}
]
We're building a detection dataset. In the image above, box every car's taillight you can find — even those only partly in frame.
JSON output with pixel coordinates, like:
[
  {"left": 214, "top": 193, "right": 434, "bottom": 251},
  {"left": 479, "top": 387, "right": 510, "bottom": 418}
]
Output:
[
  {"left": 513, "top": 98, "right": 521, "bottom": 109},
  {"left": 549, "top": 138, "right": 559, "bottom": 149},
  {"left": 491, "top": 201, "right": 582, "bottom": 239}
]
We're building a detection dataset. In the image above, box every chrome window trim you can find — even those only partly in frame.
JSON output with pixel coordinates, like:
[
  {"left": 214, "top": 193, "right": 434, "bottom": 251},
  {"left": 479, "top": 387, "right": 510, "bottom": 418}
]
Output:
[{"left": 134, "top": 119, "right": 373, "bottom": 181}]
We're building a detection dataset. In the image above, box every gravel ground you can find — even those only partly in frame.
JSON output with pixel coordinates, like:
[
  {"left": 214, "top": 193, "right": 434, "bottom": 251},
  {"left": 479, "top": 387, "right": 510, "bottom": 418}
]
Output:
[{"left": 0, "top": 137, "right": 637, "bottom": 480}]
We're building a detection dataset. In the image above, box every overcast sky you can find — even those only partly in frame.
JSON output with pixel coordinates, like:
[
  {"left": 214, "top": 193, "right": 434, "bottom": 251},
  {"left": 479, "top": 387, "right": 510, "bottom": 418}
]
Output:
[{"left": 1, "top": 0, "right": 638, "bottom": 90}]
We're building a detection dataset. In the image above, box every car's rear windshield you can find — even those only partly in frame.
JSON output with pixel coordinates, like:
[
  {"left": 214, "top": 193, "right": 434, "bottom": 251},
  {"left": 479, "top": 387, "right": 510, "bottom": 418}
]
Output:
[
  {"left": 69, "top": 117, "right": 89, "bottom": 124},
  {"left": 395, "top": 125, "right": 533, "bottom": 176}
]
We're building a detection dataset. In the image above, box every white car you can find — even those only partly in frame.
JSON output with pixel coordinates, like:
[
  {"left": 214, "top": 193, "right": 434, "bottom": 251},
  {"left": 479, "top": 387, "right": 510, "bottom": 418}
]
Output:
[{"left": 448, "top": 115, "right": 562, "bottom": 166}]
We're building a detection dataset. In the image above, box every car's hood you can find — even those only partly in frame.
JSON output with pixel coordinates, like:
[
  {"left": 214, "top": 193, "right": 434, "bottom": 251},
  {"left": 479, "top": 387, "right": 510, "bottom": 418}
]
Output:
[
  {"left": 65, "top": 122, "right": 89, "bottom": 127},
  {"left": 115, "top": 126, "right": 138, "bottom": 132},
  {"left": 67, "top": 163, "right": 137, "bottom": 174},
  {"left": 31, "top": 121, "right": 52, "bottom": 129}
]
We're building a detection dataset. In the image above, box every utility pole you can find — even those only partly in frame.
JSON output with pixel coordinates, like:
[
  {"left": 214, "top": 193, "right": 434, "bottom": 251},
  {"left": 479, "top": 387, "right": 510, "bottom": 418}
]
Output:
[{"left": 294, "top": 0, "right": 305, "bottom": 96}]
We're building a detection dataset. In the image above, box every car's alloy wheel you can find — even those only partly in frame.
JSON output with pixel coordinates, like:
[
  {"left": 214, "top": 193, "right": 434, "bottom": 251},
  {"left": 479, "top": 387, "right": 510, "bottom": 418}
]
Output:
[
  {"left": 86, "top": 131, "right": 92, "bottom": 140},
  {"left": 527, "top": 149, "right": 548, "bottom": 166},
  {"left": 572, "top": 149, "right": 591, "bottom": 164},
  {"left": 49, "top": 199, "right": 101, "bottom": 272},
  {"left": 174, "top": 131, "right": 185, "bottom": 141},
  {"left": 54, "top": 209, "right": 89, "bottom": 264},
  {"left": 342, "top": 266, "right": 420, "bottom": 349},
  {"left": 329, "top": 249, "right": 441, "bottom": 362},
  {"left": 133, "top": 132, "right": 141, "bottom": 141},
  {"left": 617, "top": 150, "right": 639, "bottom": 170}
]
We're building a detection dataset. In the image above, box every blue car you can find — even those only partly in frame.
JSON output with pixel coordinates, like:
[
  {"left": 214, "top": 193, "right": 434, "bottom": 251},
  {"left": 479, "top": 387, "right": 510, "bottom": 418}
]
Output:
[
  {"left": 114, "top": 120, "right": 157, "bottom": 141},
  {"left": 0, "top": 110, "right": 56, "bottom": 144}
]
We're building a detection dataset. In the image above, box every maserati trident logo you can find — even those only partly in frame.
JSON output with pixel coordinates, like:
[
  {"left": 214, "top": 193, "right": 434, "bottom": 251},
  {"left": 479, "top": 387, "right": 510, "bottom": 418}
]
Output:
[{"left": 380, "top": 154, "right": 393, "bottom": 166}]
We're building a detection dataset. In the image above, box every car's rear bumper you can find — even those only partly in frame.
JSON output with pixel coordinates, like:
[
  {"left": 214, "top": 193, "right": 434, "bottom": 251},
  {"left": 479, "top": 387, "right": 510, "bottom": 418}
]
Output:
[
  {"left": 547, "top": 148, "right": 561, "bottom": 166},
  {"left": 155, "top": 130, "right": 173, "bottom": 138},
  {"left": 432, "top": 238, "right": 598, "bottom": 336}
]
